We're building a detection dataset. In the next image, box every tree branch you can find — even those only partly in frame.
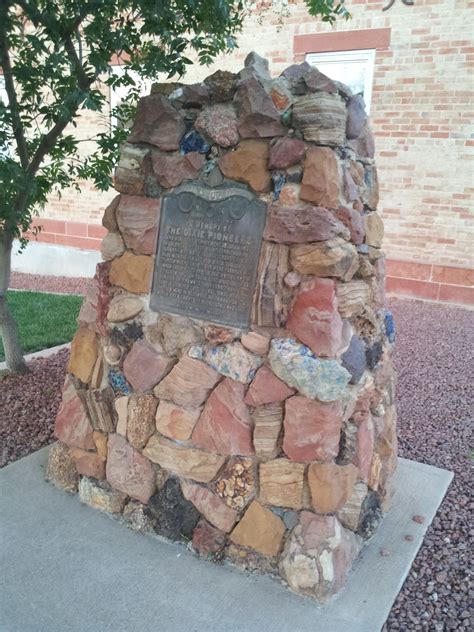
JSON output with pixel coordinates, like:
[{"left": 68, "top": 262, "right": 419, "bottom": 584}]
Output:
[
  {"left": 63, "top": 32, "right": 92, "bottom": 91},
  {"left": 0, "top": 12, "right": 29, "bottom": 170}
]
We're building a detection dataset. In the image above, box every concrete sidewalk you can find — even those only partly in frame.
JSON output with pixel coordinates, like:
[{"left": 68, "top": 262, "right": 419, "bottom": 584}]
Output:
[{"left": 0, "top": 447, "right": 452, "bottom": 632}]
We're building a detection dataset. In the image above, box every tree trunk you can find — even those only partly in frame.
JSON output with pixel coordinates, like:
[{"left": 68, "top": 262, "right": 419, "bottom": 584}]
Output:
[{"left": 0, "top": 232, "right": 29, "bottom": 374}]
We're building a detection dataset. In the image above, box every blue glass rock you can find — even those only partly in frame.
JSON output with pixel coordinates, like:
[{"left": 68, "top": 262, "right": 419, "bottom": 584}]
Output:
[
  {"left": 383, "top": 309, "right": 396, "bottom": 343},
  {"left": 341, "top": 335, "right": 367, "bottom": 384},
  {"left": 180, "top": 130, "right": 209, "bottom": 155},
  {"left": 199, "top": 342, "right": 262, "bottom": 384},
  {"left": 268, "top": 338, "right": 350, "bottom": 402},
  {"left": 365, "top": 340, "right": 383, "bottom": 371},
  {"left": 272, "top": 173, "right": 286, "bottom": 201},
  {"left": 109, "top": 369, "right": 131, "bottom": 396}
]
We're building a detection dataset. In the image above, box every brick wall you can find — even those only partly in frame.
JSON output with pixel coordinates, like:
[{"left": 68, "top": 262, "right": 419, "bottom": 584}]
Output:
[{"left": 32, "top": 0, "right": 474, "bottom": 304}]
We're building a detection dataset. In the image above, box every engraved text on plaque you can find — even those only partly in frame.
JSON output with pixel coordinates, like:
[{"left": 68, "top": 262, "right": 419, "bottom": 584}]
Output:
[{"left": 150, "top": 183, "right": 266, "bottom": 328}]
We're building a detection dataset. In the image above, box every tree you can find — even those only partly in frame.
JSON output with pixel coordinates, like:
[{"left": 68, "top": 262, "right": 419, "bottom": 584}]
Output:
[{"left": 0, "top": 0, "right": 349, "bottom": 373}]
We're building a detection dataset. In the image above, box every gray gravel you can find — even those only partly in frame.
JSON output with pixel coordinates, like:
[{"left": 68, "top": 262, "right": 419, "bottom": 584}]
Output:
[
  {"left": 1, "top": 274, "right": 473, "bottom": 629},
  {"left": 385, "top": 298, "right": 473, "bottom": 631}
]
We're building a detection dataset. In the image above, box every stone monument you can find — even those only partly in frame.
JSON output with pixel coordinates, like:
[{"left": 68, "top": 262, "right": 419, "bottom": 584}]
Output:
[{"left": 46, "top": 53, "right": 397, "bottom": 602}]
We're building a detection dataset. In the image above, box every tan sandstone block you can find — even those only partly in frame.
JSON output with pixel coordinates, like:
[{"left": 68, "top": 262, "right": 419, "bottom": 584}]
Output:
[
  {"left": 155, "top": 401, "right": 201, "bottom": 441},
  {"left": 68, "top": 328, "right": 98, "bottom": 384},
  {"left": 230, "top": 500, "right": 285, "bottom": 557},
  {"left": 259, "top": 459, "right": 305, "bottom": 510},
  {"left": 109, "top": 251, "right": 153, "bottom": 294},
  {"left": 143, "top": 434, "right": 226, "bottom": 483},
  {"left": 307, "top": 462, "right": 359, "bottom": 514}
]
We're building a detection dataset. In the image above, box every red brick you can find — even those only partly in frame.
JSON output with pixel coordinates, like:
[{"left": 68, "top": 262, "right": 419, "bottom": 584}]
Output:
[
  {"left": 438, "top": 284, "right": 474, "bottom": 306},
  {"left": 65, "top": 221, "right": 88, "bottom": 237},
  {"left": 36, "top": 219, "right": 66, "bottom": 234},
  {"left": 386, "top": 277, "right": 440, "bottom": 301},
  {"left": 431, "top": 265, "right": 474, "bottom": 287},
  {"left": 386, "top": 259, "right": 432, "bottom": 281},
  {"left": 87, "top": 224, "right": 107, "bottom": 239}
]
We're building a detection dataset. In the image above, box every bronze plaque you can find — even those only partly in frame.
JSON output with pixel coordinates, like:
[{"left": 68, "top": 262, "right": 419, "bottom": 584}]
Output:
[{"left": 150, "top": 182, "right": 266, "bottom": 328}]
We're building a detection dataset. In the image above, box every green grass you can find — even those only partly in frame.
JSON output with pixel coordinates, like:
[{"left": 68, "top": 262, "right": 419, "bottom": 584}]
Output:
[{"left": 0, "top": 290, "right": 82, "bottom": 362}]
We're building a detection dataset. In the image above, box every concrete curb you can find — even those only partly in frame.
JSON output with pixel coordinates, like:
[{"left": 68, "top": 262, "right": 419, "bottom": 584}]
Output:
[{"left": 0, "top": 343, "right": 70, "bottom": 371}]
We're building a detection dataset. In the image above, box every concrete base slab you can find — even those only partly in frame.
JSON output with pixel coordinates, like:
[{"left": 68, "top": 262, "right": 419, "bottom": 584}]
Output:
[
  {"left": 12, "top": 240, "right": 101, "bottom": 278},
  {"left": 0, "top": 448, "right": 452, "bottom": 632}
]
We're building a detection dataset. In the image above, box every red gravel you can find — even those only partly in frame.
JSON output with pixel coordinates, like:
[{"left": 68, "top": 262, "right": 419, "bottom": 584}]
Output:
[
  {"left": 0, "top": 348, "right": 69, "bottom": 468},
  {"left": 10, "top": 271, "right": 92, "bottom": 295},
  {"left": 0, "top": 288, "right": 472, "bottom": 628}
]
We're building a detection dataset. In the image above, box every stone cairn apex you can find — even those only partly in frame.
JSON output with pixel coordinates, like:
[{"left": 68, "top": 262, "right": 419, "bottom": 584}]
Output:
[{"left": 47, "top": 52, "right": 397, "bottom": 602}]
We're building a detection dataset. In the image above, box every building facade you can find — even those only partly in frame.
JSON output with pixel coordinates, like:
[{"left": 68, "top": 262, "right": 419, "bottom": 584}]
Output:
[{"left": 21, "top": 0, "right": 474, "bottom": 304}]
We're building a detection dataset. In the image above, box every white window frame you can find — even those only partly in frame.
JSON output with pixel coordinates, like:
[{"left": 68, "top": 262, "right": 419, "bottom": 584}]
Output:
[
  {"left": 0, "top": 75, "right": 7, "bottom": 104},
  {"left": 0, "top": 75, "right": 12, "bottom": 158},
  {"left": 305, "top": 49, "right": 376, "bottom": 113},
  {"left": 109, "top": 66, "right": 152, "bottom": 128}
]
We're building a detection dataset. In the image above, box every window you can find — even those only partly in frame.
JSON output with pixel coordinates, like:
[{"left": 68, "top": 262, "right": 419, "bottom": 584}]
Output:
[
  {"left": 109, "top": 66, "right": 152, "bottom": 129},
  {"left": 305, "top": 49, "right": 376, "bottom": 113},
  {"left": 0, "top": 75, "right": 7, "bottom": 104},
  {"left": 0, "top": 75, "right": 11, "bottom": 158}
]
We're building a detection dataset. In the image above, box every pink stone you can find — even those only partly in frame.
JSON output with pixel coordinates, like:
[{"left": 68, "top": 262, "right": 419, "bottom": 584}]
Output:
[
  {"left": 346, "top": 94, "right": 367, "bottom": 140},
  {"left": 181, "top": 481, "right": 238, "bottom": 532},
  {"left": 106, "top": 434, "right": 156, "bottom": 503},
  {"left": 300, "top": 146, "right": 340, "bottom": 209},
  {"left": 347, "top": 120, "right": 375, "bottom": 159},
  {"left": 151, "top": 151, "right": 205, "bottom": 189},
  {"left": 154, "top": 356, "right": 221, "bottom": 408},
  {"left": 269, "top": 137, "right": 305, "bottom": 169},
  {"left": 286, "top": 278, "right": 343, "bottom": 358},
  {"left": 334, "top": 205, "right": 365, "bottom": 246},
  {"left": 280, "top": 512, "right": 361, "bottom": 601},
  {"left": 234, "top": 77, "right": 284, "bottom": 138},
  {"left": 278, "top": 184, "right": 300, "bottom": 206},
  {"left": 77, "top": 263, "right": 111, "bottom": 336},
  {"left": 195, "top": 103, "right": 239, "bottom": 147},
  {"left": 192, "top": 378, "right": 254, "bottom": 456},
  {"left": 343, "top": 168, "right": 359, "bottom": 202},
  {"left": 54, "top": 377, "right": 95, "bottom": 450},
  {"left": 128, "top": 93, "right": 185, "bottom": 151},
  {"left": 77, "top": 284, "right": 98, "bottom": 328},
  {"left": 70, "top": 448, "right": 106, "bottom": 480},
  {"left": 354, "top": 417, "right": 375, "bottom": 482},
  {"left": 245, "top": 366, "right": 295, "bottom": 407},
  {"left": 116, "top": 195, "right": 160, "bottom": 255},
  {"left": 123, "top": 340, "right": 174, "bottom": 394},
  {"left": 155, "top": 401, "right": 201, "bottom": 441},
  {"left": 264, "top": 203, "right": 349, "bottom": 244},
  {"left": 304, "top": 67, "right": 339, "bottom": 94},
  {"left": 192, "top": 519, "right": 226, "bottom": 556},
  {"left": 283, "top": 395, "right": 342, "bottom": 461},
  {"left": 94, "top": 262, "right": 112, "bottom": 337}
]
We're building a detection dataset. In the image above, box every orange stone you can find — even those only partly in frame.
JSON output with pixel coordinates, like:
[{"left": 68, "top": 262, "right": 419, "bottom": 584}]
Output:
[
  {"left": 70, "top": 448, "right": 106, "bottom": 480},
  {"left": 300, "top": 146, "right": 340, "bottom": 209},
  {"left": 230, "top": 501, "right": 285, "bottom": 557},
  {"left": 68, "top": 328, "right": 98, "bottom": 384},
  {"left": 219, "top": 140, "right": 270, "bottom": 192},
  {"left": 109, "top": 251, "right": 153, "bottom": 294},
  {"left": 307, "top": 462, "right": 359, "bottom": 514}
]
